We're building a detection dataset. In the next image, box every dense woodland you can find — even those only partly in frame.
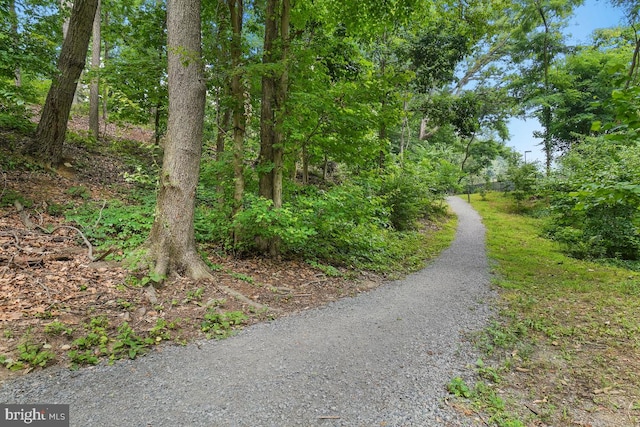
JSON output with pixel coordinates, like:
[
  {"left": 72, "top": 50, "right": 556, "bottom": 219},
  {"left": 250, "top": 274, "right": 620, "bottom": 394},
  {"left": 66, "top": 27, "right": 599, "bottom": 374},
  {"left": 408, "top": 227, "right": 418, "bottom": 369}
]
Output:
[{"left": 1, "top": 0, "right": 639, "bottom": 277}]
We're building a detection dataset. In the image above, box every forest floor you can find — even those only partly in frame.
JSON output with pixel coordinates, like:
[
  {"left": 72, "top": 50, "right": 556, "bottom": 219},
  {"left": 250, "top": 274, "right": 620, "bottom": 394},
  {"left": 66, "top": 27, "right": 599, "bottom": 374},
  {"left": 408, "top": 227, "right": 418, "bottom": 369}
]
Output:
[{"left": 0, "top": 118, "right": 441, "bottom": 385}]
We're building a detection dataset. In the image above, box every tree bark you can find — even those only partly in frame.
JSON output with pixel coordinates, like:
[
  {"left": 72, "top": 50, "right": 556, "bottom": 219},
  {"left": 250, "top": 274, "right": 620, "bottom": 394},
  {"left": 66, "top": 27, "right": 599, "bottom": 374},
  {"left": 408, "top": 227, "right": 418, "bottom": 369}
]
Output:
[
  {"left": 457, "top": 134, "right": 476, "bottom": 184},
  {"left": 89, "top": 0, "right": 101, "bottom": 140},
  {"left": 229, "top": 0, "right": 246, "bottom": 220},
  {"left": 146, "top": 0, "right": 210, "bottom": 281},
  {"left": 26, "top": 0, "right": 99, "bottom": 167},
  {"left": 258, "top": 0, "right": 278, "bottom": 203},
  {"left": 61, "top": 0, "right": 72, "bottom": 40},
  {"left": 377, "top": 31, "right": 388, "bottom": 170},
  {"left": 273, "top": 0, "right": 289, "bottom": 212},
  {"left": 258, "top": 0, "right": 289, "bottom": 256},
  {"left": 101, "top": 13, "right": 109, "bottom": 125},
  {"left": 537, "top": 2, "right": 553, "bottom": 176},
  {"left": 9, "top": 0, "right": 21, "bottom": 87}
]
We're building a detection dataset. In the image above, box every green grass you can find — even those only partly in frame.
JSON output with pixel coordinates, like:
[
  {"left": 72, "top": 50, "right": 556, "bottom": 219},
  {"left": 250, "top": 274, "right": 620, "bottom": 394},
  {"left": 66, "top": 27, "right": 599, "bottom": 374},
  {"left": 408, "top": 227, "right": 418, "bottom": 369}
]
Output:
[{"left": 457, "top": 192, "right": 640, "bottom": 426}]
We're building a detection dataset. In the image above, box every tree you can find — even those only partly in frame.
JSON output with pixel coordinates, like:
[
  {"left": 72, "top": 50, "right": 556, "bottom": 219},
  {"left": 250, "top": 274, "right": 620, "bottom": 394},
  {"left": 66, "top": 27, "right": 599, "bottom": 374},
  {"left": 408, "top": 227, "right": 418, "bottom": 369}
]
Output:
[
  {"left": 25, "top": 0, "right": 99, "bottom": 166},
  {"left": 508, "top": 0, "right": 581, "bottom": 175},
  {"left": 145, "top": 0, "right": 211, "bottom": 280},
  {"left": 544, "top": 35, "right": 627, "bottom": 152},
  {"left": 228, "top": 0, "right": 246, "bottom": 222},
  {"left": 257, "top": 0, "right": 290, "bottom": 256},
  {"left": 611, "top": 0, "right": 640, "bottom": 87},
  {"left": 425, "top": 88, "right": 509, "bottom": 184},
  {"left": 89, "top": 0, "right": 101, "bottom": 139},
  {"left": 100, "top": 0, "right": 168, "bottom": 144}
]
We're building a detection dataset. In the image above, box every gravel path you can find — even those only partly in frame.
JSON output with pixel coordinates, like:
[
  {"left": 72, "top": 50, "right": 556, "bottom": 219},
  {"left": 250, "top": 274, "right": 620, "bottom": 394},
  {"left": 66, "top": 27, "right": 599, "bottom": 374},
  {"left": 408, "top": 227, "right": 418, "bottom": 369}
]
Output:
[{"left": 0, "top": 196, "right": 493, "bottom": 426}]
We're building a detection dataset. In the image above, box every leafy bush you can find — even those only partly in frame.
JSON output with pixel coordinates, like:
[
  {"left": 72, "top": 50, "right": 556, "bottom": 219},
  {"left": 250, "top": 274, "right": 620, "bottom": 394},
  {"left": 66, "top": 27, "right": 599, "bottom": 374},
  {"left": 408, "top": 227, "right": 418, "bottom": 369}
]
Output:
[
  {"left": 231, "top": 194, "right": 317, "bottom": 253},
  {"left": 0, "top": 80, "right": 37, "bottom": 133},
  {"left": 292, "top": 182, "right": 390, "bottom": 263},
  {"left": 552, "top": 183, "right": 640, "bottom": 259},
  {"left": 547, "top": 141, "right": 640, "bottom": 260},
  {"left": 505, "top": 162, "right": 540, "bottom": 208},
  {"left": 379, "top": 168, "right": 430, "bottom": 231}
]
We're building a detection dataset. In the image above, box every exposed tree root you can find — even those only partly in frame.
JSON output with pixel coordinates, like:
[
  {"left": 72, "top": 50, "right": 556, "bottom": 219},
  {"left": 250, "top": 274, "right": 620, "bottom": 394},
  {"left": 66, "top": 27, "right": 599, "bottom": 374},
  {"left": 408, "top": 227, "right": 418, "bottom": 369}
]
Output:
[
  {"left": 217, "top": 284, "right": 271, "bottom": 312},
  {"left": 145, "top": 243, "right": 269, "bottom": 312}
]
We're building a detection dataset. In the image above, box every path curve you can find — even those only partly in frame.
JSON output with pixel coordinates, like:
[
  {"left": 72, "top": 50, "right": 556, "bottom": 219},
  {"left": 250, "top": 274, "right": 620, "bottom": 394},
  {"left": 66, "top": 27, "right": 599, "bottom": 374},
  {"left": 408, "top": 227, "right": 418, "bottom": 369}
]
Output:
[{"left": 0, "top": 197, "right": 492, "bottom": 426}]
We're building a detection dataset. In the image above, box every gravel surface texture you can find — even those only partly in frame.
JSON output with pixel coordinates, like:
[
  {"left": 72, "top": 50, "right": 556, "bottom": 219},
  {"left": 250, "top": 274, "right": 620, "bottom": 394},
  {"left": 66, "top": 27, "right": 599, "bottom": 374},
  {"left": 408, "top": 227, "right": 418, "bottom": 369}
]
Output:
[{"left": 0, "top": 196, "right": 493, "bottom": 427}]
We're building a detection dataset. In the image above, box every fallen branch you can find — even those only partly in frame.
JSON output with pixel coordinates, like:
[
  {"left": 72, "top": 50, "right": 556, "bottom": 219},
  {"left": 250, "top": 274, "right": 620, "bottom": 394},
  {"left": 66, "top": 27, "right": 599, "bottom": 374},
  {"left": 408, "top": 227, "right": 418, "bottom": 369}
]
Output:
[
  {"left": 35, "top": 279, "right": 51, "bottom": 299},
  {"left": 304, "top": 279, "right": 328, "bottom": 286},
  {"left": 93, "top": 200, "right": 107, "bottom": 228},
  {"left": 44, "top": 225, "right": 95, "bottom": 261},
  {"left": 524, "top": 403, "right": 539, "bottom": 416},
  {"left": 10, "top": 203, "right": 98, "bottom": 262},
  {"left": 92, "top": 246, "right": 116, "bottom": 262},
  {"left": 0, "top": 247, "right": 86, "bottom": 267}
]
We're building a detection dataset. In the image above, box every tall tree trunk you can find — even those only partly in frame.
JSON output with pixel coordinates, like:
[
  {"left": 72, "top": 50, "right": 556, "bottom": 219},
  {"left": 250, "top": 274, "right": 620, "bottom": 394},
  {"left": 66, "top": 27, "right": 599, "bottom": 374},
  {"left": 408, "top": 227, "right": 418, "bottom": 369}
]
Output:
[
  {"left": 258, "top": 0, "right": 289, "bottom": 256},
  {"left": 9, "top": 0, "right": 20, "bottom": 87},
  {"left": 258, "top": 0, "right": 278, "bottom": 203},
  {"left": 273, "top": 0, "right": 289, "bottom": 212},
  {"left": 61, "top": 0, "right": 82, "bottom": 106},
  {"left": 89, "top": 0, "right": 101, "bottom": 140},
  {"left": 26, "top": 0, "right": 99, "bottom": 167},
  {"left": 102, "top": 12, "right": 109, "bottom": 126},
  {"left": 61, "top": 0, "right": 72, "bottom": 40},
  {"left": 146, "top": 0, "right": 210, "bottom": 281},
  {"left": 377, "top": 31, "right": 388, "bottom": 170},
  {"left": 229, "top": 0, "right": 246, "bottom": 219},
  {"left": 153, "top": 102, "right": 163, "bottom": 146},
  {"left": 538, "top": 3, "right": 552, "bottom": 176},
  {"left": 626, "top": 28, "right": 640, "bottom": 89}
]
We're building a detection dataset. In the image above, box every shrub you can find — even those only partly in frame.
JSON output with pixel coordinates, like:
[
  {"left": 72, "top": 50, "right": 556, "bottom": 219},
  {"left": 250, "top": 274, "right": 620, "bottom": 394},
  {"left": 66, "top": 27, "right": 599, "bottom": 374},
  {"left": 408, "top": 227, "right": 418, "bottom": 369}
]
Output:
[
  {"left": 505, "top": 162, "right": 540, "bottom": 209},
  {"left": 231, "top": 194, "right": 317, "bottom": 253},
  {"left": 547, "top": 141, "right": 640, "bottom": 260}
]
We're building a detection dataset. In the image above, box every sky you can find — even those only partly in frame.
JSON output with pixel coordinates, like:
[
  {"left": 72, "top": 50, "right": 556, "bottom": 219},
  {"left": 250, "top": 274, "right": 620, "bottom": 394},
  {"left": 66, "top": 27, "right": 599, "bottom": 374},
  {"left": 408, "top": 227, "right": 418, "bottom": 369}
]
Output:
[{"left": 506, "top": 0, "right": 625, "bottom": 164}]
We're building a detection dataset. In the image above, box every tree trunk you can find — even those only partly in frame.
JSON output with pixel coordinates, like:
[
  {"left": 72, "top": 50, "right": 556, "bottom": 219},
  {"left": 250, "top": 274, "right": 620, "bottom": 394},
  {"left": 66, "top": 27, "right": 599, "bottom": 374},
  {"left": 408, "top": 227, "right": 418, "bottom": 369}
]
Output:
[
  {"left": 377, "top": 31, "right": 388, "bottom": 170},
  {"left": 258, "top": 0, "right": 278, "bottom": 203},
  {"left": 457, "top": 134, "right": 476, "bottom": 184},
  {"left": 154, "top": 102, "right": 163, "bottom": 145},
  {"left": 257, "top": 0, "right": 289, "bottom": 257},
  {"left": 102, "top": 14, "right": 109, "bottom": 126},
  {"left": 146, "top": 0, "right": 210, "bottom": 281},
  {"left": 302, "top": 141, "right": 309, "bottom": 185},
  {"left": 89, "top": 0, "right": 101, "bottom": 140},
  {"left": 273, "top": 0, "right": 289, "bottom": 212},
  {"left": 26, "top": 0, "right": 99, "bottom": 167},
  {"left": 9, "top": 0, "right": 21, "bottom": 87},
  {"left": 61, "top": 0, "right": 72, "bottom": 40},
  {"left": 537, "top": 3, "right": 552, "bottom": 176},
  {"left": 626, "top": 36, "right": 640, "bottom": 89},
  {"left": 229, "top": 0, "right": 246, "bottom": 219}
]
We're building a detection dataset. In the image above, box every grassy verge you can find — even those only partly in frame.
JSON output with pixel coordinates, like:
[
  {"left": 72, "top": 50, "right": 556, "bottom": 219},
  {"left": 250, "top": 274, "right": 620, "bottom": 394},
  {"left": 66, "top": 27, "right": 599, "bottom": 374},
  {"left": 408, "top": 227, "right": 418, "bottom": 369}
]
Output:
[
  {"left": 451, "top": 193, "right": 640, "bottom": 427},
  {"left": 381, "top": 206, "right": 458, "bottom": 278}
]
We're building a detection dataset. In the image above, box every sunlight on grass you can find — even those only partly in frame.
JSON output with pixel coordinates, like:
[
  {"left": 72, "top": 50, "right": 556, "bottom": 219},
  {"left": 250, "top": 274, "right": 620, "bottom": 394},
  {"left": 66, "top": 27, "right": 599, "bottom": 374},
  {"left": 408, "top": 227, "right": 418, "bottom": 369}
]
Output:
[{"left": 465, "top": 192, "right": 640, "bottom": 427}]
